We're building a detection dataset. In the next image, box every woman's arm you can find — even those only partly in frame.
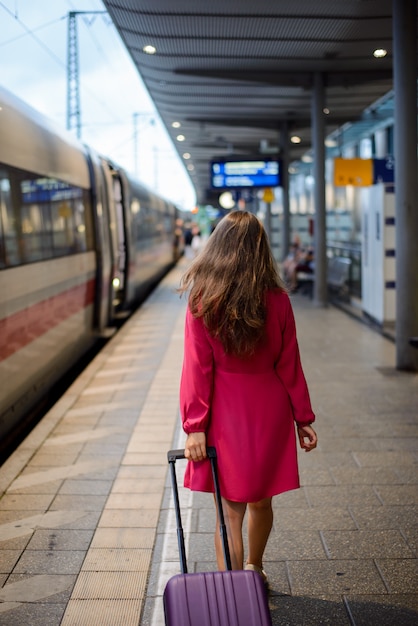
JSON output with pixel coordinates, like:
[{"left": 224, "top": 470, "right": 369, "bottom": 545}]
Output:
[
  {"left": 275, "top": 294, "right": 316, "bottom": 427},
  {"left": 180, "top": 307, "right": 214, "bottom": 459}
]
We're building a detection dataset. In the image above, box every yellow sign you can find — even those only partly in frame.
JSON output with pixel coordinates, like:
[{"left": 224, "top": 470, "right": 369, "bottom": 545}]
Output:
[
  {"left": 334, "top": 158, "right": 373, "bottom": 187},
  {"left": 58, "top": 202, "right": 72, "bottom": 218},
  {"left": 262, "top": 188, "right": 275, "bottom": 203}
]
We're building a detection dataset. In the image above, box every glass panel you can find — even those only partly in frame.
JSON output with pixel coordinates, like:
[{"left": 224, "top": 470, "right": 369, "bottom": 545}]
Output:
[
  {"left": 20, "top": 178, "right": 53, "bottom": 262},
  {"left": 0, "top": 163, "right": 94, "bottom": 266},
  {"left": 0, "top": 173, "right": 22, "bottom": 266},
  {"left": 0, "top": 181, "right": 5, "bottom": 269},
  {"left": 50, "top": 187, "right": 77, "bottom": 255}
]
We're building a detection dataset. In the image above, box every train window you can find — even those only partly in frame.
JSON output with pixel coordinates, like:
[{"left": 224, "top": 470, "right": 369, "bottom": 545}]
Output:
[
  {"left": 49, "top": 185, "right": 90, "bottom": 254},
  {"left": 0, "top": 180, "right": 5, "bottom": 269},
  {"left": 0, "top": 174, "right": 21, "bottom": 267},
  {"left": 0, "top": 164, "right": 93, "bottom": 267},
  {"left": 20, "top": 194, "right": 53, "bottom": 263}
]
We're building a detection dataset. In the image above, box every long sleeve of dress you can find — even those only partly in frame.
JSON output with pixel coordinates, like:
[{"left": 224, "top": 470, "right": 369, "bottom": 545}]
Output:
[
  {"left": 180, "top": 307, "right": 214, "bottom": 434},
  {"left": 275, "top": 295, "right": 315, "bottom": 426}
]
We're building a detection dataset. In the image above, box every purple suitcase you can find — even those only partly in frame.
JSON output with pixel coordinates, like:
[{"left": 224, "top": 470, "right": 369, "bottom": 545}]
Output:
[{"left": 163, "top": 447, "right": 272, "bottom": 626}]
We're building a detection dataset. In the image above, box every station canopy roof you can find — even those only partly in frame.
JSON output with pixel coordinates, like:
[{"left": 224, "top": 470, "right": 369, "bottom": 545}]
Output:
[{"left": 102, "top": 0, "right": 398, "bottom": 206}]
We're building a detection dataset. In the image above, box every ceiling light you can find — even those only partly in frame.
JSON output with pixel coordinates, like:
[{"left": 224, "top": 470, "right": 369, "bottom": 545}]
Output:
[
  {"left": 373, "top": 48, "right": 387, "bottom": 58},
  {"left": 323, "top": 107, "right": 330, "bottom": 115},
  {"left": 290, "top": 135, "right": 301, "bottom": 144},
  {"left": 301, "top": 155, "right": 313, "bottom": 163},
  {"left": 219, "top": 192, "right": 235, "bottom": 209},
  {"left": 187, "top": 164, "right": 194, "bottom": 171},
  {"left": 183, "top": 153, "right": 191, "bottom": 159},
  {"left": 176, "top": 134, "right": 185, "bottom": 142},
  {"left": 172, "top": 121, "right": 181, "bottom": 128},
  {"left": 325, "top": 138, "right": 338, "bottom": 148},
  {"left": 143, "top": 45, "right": 156, "bottom": 55}
]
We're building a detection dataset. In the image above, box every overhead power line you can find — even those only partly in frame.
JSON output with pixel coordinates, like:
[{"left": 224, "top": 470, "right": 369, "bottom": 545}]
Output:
[
  {"left": 0, "top": 2, "right": 66, "bottom": 68},
  {"left": 0, "top": 16, "right": 64, "bottom": 48}
]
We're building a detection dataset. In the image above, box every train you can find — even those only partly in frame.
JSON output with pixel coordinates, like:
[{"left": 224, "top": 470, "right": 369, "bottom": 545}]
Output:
[{"left": 0, "top": 85, "right": 184, "bottom": 452}]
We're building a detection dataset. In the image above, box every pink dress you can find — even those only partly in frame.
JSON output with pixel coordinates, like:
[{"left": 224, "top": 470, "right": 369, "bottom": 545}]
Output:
[{"left": 180, "top": 289, "right": 315, "bottom": 503}]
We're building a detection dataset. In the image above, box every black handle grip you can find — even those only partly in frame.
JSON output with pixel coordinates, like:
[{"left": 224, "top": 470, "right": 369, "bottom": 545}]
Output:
[{"left": 167, "top": 446, "right": 216, "bottom": 463}]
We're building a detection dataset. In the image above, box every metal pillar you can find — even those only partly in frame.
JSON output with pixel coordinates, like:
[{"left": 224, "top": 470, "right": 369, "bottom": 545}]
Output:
[
  {"left": 253, "top": 193, "right": 260, "bottom": 217},
  {"left": 393, "top": 0, "right": 418, "bottom": 371},
  {"left": 66, "top": 11, "right": 106, "bottom": 139},
  {"left": 311, "top": 72, "right": 327, "bottom": 306},
  {"left": 264, "top": 201, "right": 272, "bottom": 242},
  {"left": 280, "top": 121, "right": 290, "bottom": 260},
  {"left": 67, "top": 12, "right": 81, "bottom": 138}
]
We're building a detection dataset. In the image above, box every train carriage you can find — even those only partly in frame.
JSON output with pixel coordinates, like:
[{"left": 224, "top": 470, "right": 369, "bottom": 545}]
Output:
[{"left": 0, "top": 86, "right": 181, "bottom": 449}]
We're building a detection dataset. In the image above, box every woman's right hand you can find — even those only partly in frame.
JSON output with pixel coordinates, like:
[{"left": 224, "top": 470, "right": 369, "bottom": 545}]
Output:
[{"left": 185, "top": 432, "right": 207, "bottom": 461}]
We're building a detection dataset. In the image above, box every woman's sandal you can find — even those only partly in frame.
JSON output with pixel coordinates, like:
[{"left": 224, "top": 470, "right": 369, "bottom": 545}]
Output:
[{"left": 244, "top": 563, "right": 269, "bottom": 591}]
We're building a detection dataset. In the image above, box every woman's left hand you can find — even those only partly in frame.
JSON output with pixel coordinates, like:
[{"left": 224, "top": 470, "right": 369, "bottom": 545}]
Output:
[
  {"left": 185, "top": 431, "right": 207, "bottom": 461},
  {"left": 297, "top": 425, "right": 318, "bottom": 452}
]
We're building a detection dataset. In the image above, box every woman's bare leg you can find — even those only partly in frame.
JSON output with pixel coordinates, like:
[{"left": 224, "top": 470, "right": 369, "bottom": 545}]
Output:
[
  {"left": 214, "top": 496, "right": 246, "bottom": 570},
  {"left": 246, "top": 498, "right": 273, "bottom": 568}
]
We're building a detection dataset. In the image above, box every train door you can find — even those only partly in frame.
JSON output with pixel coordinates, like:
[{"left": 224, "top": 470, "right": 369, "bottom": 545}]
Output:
[
  {"left": 85, "top": 150, "right": 114, "bottom": 334},
  {"left": 100, "top": 161, "right": 130, "bottom": 316},
  {"left": 112, "top": 174, "right": 128, "bottom": 307}
]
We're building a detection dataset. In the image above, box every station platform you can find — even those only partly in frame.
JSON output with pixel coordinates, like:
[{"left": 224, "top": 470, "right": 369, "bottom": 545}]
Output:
[{"left": 0, "top": 258, "right": 416, "bottom": 626}]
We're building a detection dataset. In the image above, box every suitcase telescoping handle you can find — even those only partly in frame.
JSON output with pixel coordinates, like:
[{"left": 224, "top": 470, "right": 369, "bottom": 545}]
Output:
[{"left": 167, "top": 446, "right": 232, "bottom": 574}]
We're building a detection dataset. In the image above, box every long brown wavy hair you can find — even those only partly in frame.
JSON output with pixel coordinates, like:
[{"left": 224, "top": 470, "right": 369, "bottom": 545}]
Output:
[{"left": 179, "top": 210, "right": 286, "bottom": 356}]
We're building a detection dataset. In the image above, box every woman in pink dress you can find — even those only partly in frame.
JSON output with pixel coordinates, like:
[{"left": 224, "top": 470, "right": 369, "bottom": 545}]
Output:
[{"left": 179, "top": 210, "right": 317, "bottom": 585}]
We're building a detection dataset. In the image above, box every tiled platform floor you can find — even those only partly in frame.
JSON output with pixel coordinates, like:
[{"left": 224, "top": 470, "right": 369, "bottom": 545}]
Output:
[{"left": 0, "top": 259, "right": 417, "bottom": 625}]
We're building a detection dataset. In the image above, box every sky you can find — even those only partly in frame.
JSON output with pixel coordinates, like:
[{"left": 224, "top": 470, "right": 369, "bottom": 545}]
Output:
[{"left": 0, "top": 0, "right": 197, "bottom": 210}]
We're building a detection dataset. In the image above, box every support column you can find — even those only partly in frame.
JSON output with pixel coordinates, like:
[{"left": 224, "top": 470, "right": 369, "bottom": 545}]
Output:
[
  {"left": 280, "top": 121, "right": 290, "bottom": 260},
  {"left": 393, "top": 0, "right": 418, "bottom": 371},
  {"left": 311, "top": 72, "right": 327, "bottom": 306},
  {"left": 264, "top": 200, "right": 272, "bottom": 242}
]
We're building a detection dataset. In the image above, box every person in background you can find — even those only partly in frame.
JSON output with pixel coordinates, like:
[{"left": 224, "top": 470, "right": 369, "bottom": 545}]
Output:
[
  {"left": 184, "top": 222, "right": 194, "bottom": 259},
  {"left": 178, "top": 210, "right": 317, "bottom": 587},
  {"left": 173, "top": 218, "right": 184, "bottom": 261},
  {"left": 282, "top": 242, "right": 302, "bottom": 290},
  {"left": 190, "top": 225, "right": 202, "bottom": 257}
]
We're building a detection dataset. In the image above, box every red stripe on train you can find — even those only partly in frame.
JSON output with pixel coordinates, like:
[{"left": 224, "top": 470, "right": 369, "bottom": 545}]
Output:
[{"left": 0, "top": 278, "right": 96, "bottom": 362}]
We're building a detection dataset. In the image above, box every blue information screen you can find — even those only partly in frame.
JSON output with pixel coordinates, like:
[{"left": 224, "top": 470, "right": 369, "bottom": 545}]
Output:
[
  {"left": 211, "top": 159, "right": 281, "bottom": 189},
  {"left": 21, "top": 179, "right": 82, "bottom": 203}
]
